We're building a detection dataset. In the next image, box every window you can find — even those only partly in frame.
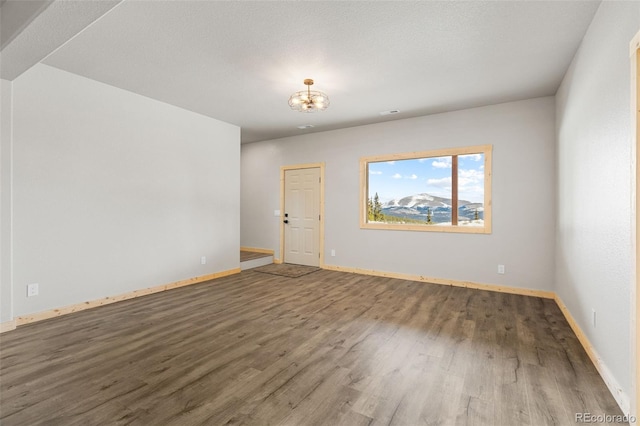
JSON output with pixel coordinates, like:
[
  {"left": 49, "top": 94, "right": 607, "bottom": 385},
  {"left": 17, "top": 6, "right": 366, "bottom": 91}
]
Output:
[{"left": 360, "top": 144, "right": 492, "bottom": 234}]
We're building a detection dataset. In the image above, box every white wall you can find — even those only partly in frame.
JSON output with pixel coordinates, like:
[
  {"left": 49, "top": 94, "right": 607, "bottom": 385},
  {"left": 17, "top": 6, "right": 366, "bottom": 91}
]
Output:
[
  {"left": 11, "top": 64, "right": 240, "bottom": 317},
  {"left": 1, "top": 78, "right": 13, "bottom": 323},
  {"left": 556, "top": 0, "right": 640, "bottom": 413},
  {"left": 242, "top": 97, "right": 556, "bottom": 291}
]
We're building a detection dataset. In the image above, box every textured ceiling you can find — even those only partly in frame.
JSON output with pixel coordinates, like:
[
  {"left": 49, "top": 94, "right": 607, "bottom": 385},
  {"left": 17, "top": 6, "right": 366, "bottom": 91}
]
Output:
[
  {"left": 4, "top": 0, "right": 601, "bottom": 143},
  {"left": 1, "top": 0, "right": 52, "bottom": 50},
  {"left": 0, "top": 0, "right": 121, "bottom": 80}
]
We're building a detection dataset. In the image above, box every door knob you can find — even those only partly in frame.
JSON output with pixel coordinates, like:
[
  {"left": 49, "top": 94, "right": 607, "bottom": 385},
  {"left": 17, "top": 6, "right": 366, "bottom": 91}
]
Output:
[{"left": 283, "top": 219, "right": 289, "bottom": 224}]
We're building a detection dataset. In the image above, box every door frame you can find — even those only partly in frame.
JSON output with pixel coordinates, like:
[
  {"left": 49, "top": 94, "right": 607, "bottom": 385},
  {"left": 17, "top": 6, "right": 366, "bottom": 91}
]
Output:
[
  {"left": 279, "top": 162, "right": 325, "bottom": 266},
  {"left": 631, "top": 29, "right": 640, "bottom": 419}
]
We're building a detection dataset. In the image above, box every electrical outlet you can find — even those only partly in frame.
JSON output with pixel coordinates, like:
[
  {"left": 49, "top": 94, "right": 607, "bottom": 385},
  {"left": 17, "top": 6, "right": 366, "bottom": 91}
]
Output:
[
  {"left": 497, "top": 264, "right": 505, "bottom": 274},
  {"left": 331, "top": 249, "right": 336, "bottom": 257},
  {"left": 27, "top": 283, "right": 39, "bottom": 297},
  {"left": 201, "top": 256, "right": 207, "bottom": 265}
]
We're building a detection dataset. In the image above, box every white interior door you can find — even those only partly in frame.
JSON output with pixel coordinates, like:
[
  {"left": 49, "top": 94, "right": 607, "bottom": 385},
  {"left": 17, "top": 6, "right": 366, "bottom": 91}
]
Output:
[{"left": 284, "top": 168, "right": 320, "bottom": 266}]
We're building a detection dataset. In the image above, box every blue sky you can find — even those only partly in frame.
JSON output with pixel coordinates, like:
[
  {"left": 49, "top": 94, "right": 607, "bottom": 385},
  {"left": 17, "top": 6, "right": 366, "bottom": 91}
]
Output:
[{"left": 368, "top": 153, "right": 485, "bottom": 203}]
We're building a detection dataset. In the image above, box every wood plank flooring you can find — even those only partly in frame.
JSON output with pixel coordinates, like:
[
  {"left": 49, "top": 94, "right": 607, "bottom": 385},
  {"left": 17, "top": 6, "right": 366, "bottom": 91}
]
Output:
[
  {"left": 240, "top": 250, "right": 272, "bottom": 262},
  {"left": 0, "top": 270, "right": 625, "bottom": 425}
]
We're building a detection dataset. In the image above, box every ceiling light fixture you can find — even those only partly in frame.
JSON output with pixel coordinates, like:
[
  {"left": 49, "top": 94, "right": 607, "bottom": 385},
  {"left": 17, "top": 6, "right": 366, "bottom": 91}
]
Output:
[{"left": 288, "top": 79, "right": 329, "bottom": 112}]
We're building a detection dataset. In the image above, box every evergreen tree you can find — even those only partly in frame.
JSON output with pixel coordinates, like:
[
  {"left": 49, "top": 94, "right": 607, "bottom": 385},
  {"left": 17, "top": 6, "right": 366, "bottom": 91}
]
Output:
[
  {"left": 426, "top": 207, "right": 432, "bottom": 224},
  {"left": 367, "top": 197, "right": 374, "bottom": 221},
  {"left": 474, "top": 208, "right": 479, "bottom": 221},
  {"left": 373, "top": 193, "right": 383, "bottom": 221}
]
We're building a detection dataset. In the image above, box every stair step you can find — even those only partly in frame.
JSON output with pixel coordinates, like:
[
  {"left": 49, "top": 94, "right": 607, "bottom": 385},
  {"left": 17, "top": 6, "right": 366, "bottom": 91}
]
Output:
[{"left": 241, "top": 255, "right": 273, "bottom": 270}]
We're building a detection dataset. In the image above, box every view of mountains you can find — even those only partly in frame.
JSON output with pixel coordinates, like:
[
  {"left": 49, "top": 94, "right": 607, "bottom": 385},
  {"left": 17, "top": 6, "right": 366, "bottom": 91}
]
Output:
[{"left": 382, "top": 193, "right": 483, "bottom": 223}]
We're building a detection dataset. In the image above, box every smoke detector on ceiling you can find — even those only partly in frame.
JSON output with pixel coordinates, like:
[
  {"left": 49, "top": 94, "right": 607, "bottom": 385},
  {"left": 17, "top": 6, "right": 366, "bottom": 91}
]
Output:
[
  {"left": 297, "top": 124, "right": 314, "bottom": 129},
  {"left": 379, "top": 110, "right": 401, "bottom": 116}
]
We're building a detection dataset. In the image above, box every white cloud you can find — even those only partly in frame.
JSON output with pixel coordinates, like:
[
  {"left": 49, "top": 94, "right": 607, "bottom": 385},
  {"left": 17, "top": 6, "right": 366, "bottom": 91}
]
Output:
[
  {"left": 459, "top": 185, "right": 485, "bottom": 201},
  {"left": 387, "top": 161, "right": 396, "bottom": 165},
  {"left": 460, "top": 153, "right": 482, "bottom": 162},
  {"left": 458, "top": 169, "right": 484, "bottom": 199},
  {"left": 389, "top": 173, "right": 417, "bottom": 179},
  {"left": 427, "top": 177, "right": 452, "bottom": 187},
  {"left": 432, "top": 157, "right": 452, "bottom": 169},
  {"left": 459, "top": 177, "right": 479, "bottom": 186},
  {"left": 369, "top": 170, "right": 383, "bottom": 175},
  {"left": 458, "top": 168, "right": 485, "bottom": 202},
  {"left": 460, "top": 185, "right": 484, "bottom": 194},
  {"left": 459, "top": 169, "right": 484, "bottom": 180}
]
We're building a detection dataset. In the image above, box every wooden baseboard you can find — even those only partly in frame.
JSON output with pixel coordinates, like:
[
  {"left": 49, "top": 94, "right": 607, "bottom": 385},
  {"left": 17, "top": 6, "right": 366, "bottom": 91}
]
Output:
[
  {"left": 554, "top": 294, "right": 630, "bottom": 415},
  {"left": 321, "top": 264, "right": 627, "bottom": 413},
  {"left": 273, "top": 258, "right": 283, "bottom": 264},
  {"left": 4, "top": 261, "right": 627, "bottom": 415},
  {"left": 0, "top": 320, "right": 16, "bottom": 334},
  {"left": 240, "top": 246, "right": 275, "bottom": 255},
  {"left": 321, "top": 264, "right": 554, "bottom": 299},
  {"left": 15, "top": 268, "right": 241, "bottom": 327}
]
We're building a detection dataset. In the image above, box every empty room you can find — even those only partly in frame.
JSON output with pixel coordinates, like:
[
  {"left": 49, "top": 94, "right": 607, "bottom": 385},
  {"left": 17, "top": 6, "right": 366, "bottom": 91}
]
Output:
[{"left": 1, "top": 0, "right": 639, "bottom": 425}]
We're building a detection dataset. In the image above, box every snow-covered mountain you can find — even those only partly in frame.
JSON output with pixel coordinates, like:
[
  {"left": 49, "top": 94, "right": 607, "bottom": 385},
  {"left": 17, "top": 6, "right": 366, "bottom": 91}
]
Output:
[
  {"left": 381, "top": 193, "right": 483, "bottom": 223},
  {"left": 385, "top": 193, "right": 455, "bottom": 208}
]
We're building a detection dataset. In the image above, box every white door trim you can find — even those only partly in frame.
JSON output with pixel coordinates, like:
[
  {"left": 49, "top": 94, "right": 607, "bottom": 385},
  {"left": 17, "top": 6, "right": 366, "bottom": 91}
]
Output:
[{"left": 630, "top": 28, "right": 640, "bottom": 419}]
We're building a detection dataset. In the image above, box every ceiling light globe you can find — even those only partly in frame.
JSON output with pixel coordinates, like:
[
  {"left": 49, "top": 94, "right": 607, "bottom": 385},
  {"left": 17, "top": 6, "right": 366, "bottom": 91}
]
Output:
[{"left": 289, "top": 79, "right": 330, "bottom": 112}]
